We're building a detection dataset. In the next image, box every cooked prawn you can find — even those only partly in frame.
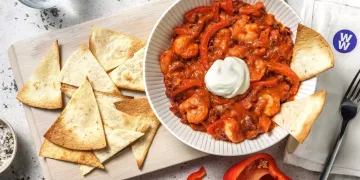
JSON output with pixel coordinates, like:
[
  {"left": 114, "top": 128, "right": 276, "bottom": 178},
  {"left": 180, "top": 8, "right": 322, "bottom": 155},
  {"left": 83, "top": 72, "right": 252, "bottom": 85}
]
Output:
[
  {"left": 224, "top": 118, "right": 244, "bottom": 143},
  {"left": 256, "top": 92, "right": 280, "bottom": 116},
  {"left": 173, "top": 35, "right": 199, "bottom": 59},
  {"left": 160, "top": 49, "right": 174, "bottom": 74},
  {"left": 179, "top": 94, "right": 209, "bottom": 124}
]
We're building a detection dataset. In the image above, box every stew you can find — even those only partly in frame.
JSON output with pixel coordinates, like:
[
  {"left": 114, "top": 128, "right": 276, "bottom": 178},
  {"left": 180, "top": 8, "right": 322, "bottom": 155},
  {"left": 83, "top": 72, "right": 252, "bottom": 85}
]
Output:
[{"left": 159, "top": 0, "right": 300, "bottom": 143}]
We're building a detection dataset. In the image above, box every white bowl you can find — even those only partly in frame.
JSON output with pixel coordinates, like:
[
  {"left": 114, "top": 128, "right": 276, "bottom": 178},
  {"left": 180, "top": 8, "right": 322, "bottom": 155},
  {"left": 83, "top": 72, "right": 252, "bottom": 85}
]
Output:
[
  {"left": 144, "top": 0, "right": 317, "bottom": 156},
  {"left": 0, "top": 119, "right": 17, "bottom": 173}
]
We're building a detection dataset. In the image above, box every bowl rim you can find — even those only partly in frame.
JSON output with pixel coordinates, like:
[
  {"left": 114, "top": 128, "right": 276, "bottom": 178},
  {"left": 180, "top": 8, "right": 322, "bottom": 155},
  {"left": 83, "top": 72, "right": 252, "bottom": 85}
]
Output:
[
  {"left": 0, "top": 118, "right": 18, "bottom": 173},
  {"left": 144, "top": 0, "right": 315, "bottom": 156}
]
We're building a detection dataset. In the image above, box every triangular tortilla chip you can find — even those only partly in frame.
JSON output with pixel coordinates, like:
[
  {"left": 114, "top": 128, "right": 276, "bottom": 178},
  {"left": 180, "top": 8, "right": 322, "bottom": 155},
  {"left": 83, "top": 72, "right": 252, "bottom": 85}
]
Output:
[
  {"left": 17, "top": 40, "right": 62, "bottom": 109},
  {"left": 44, "top": 78, "right": 106, "bottom": 150},
  {"left": 273, "top": 90, "right": 326, "bottom": 143},
  {"left": 60, "top": 83, "right": 129, "bottom": 104},
  {"left": 290, "top": 24, "right": 334, "bottom": 81},
  {"left": 59, "top": 45, "right": 123, "bottom": 97},
  {"left": 115, "top": 98, "right": 160, "bottom": 168},
  {"left": 97, "top": 101, "right": 148, "bottom": 131},
  {"left": 89, "top": 25, "right": 146, "bottom": 71},
  {"left": 108, "top": 47, "right": 145, "bottom": 91},
  {"left": 39, "top": 139, "right": 104, "bottom": 168},
  {"left": 79, "top": 128, "right": 144, "bottom": 175}
]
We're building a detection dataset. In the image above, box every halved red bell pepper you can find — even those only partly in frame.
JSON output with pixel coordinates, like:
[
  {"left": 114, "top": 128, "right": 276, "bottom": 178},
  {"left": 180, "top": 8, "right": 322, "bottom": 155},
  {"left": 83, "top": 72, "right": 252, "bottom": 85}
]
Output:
[
  {"left": 200, "top": 20, "right": 232, "bottom": 69},
  {"left": 223, "top": 153, "right": 291, "bottom": 180},
  {"left": 187, "top": 166, "right": 206, "bottom": 180}
]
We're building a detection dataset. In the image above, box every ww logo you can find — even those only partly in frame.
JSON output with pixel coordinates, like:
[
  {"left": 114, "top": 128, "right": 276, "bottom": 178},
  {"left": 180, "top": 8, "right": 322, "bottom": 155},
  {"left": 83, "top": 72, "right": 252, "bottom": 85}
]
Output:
[{"left": 333, "top": 29, "right": 357, "bottom": 53}]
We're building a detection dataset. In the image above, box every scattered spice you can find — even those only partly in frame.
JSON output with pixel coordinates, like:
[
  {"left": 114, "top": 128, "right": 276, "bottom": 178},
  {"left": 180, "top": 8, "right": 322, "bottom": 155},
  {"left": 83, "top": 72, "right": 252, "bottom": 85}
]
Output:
[{"left": 0, "top": 121, "right": 15, "bottom": 167}]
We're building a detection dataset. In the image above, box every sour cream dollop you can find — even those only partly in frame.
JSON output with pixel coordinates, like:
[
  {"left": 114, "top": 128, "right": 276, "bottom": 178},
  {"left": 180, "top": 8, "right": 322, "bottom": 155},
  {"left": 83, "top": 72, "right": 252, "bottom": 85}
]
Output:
[{"left": 205, "top": 57, "right": 250, "bottom": 98}]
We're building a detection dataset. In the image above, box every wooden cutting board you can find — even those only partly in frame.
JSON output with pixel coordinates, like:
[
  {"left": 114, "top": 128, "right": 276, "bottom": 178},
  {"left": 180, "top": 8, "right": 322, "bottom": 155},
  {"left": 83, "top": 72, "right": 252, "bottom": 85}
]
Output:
[{"left": 7, "top": 0, "right": 208, "bottom": 179}]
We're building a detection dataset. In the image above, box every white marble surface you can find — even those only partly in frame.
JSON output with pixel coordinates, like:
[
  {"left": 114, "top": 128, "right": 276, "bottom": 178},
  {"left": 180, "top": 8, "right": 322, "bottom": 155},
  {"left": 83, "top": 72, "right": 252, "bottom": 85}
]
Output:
[{"left": 0, "top": 0, "right": 358, "bottom": 179}]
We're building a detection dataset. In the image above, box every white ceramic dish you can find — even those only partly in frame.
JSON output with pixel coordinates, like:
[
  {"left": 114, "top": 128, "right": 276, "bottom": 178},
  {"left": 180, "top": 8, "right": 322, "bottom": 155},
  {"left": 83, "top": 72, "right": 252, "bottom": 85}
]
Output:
[
  {"left": 144, "top": 0, "right": 317, "bottom": 156},
  {"left": 0, "top": 118, "right": 17, "bottom": 173}
]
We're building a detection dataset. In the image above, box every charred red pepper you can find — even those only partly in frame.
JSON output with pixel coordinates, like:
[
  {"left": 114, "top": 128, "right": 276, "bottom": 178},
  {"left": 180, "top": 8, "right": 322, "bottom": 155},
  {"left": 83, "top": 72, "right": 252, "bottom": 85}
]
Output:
[
  {"left": 187, "top": 166, "right": 206, "bottom": 180},
  {"left": 185, "top": 6, "right": 213, "bottom": 23},
  {"left": 223, "top": 153, "right": 291, "bottom": 180},
  {"left": 200, "top": 20, "right": 231, "bottom": 69}
]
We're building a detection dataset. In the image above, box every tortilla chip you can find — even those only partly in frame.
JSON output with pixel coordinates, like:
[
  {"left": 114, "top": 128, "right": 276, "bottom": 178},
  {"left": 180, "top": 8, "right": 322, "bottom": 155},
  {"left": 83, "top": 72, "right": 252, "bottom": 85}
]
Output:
[
  {"left": 108, "top": 47, "right": 145, "bottom": 91},
  {"left": 79, "top": 128, "right": 144, "bottom": 175},
  {"left": 273, "top": 90, "right": 327, "bottom": 143},
  {"left": 89, "top": 25, "right": 146, "bottom": 71},
  {"left": 115, "top": 98, "right": 160, "bottom": 168},
  {"left": 291, "top": 24, "right": 334, "bottom": 81},
  {"left": 97, "top": 101, "right": 148, "bottom": 131},
  {"left": 39, "top": 139, "right": 104, "bottom": 168},
  {"left": 60, "top": 83, "right": 128, "bottom": 104},
  {"left": 17, "top": 40, "right": 62, "bottom": 109},
  {"left": 59, "top": 45, "right": 122, "bottom": 97},
  {"left": 44, "top": 78, "right": 106, "bottom": 150}
]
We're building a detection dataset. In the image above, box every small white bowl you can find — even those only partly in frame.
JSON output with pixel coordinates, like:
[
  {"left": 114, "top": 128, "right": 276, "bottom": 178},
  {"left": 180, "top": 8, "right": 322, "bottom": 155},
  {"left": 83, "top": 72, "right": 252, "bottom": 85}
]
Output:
[
  {"left": 144, "top": 0, "right": 316, "bottom": 156},
  {"left": 0, "top": 119, "right": 18, "bottom": 174}
]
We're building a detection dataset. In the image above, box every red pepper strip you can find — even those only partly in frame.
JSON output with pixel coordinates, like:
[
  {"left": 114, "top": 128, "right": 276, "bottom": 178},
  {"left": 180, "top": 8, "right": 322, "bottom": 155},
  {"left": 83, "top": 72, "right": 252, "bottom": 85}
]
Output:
[
  {"left": 200, "top": 20, "right": 232, "bottom": 69},
  {"left": 185, "top": 6, "right": 212, "bottom": 23},
  {"left": 212, "top": 2, "right": 220, "bottom": 21},
  {"left": 207, "top": 119, "right": 224, "bottom": 135},
  {"left": 251, "top": 78, "right": 278, "bottom": 88},
  {"left": 172, "top": 79, "right": 202, "bottom": 97},
  {"left": 267, "top": 62, "right": 300, "bottom": 95},
  {"left": 223, "top": 0, "right": 233, "bottom": 15},
  {"left": 223, "top": 153, "right": 291, "bottom": 180},
  {"left": 187, "top": 166, "right": 206, "bottom": 180}
]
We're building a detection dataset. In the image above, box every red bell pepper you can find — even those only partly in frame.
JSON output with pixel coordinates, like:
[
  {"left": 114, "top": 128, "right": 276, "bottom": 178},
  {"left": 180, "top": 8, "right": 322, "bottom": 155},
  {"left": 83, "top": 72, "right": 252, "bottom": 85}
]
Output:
[
  {"left": 223, "top": 153, "right": 291, "bottom": 180},
  {"left": 187, "top": 166, "right": 206, "bottom": 180},
  {"left": 200, "top": 20, "right": 231, "bottom": 69},
  {"left": 172, "top": 79, "right": 202, "bottom": 97},
  {"left": 267, "top": 62, "right": 300, "bottom": 96},
  {"left": 213, "top": 2, "right": 220, "bottom": 21},
  {"left": 185, "top": 6, "right": 213, "bottom": 23},
  {"left": 222, "top": 0, "right": 233, "bottom": 15}
]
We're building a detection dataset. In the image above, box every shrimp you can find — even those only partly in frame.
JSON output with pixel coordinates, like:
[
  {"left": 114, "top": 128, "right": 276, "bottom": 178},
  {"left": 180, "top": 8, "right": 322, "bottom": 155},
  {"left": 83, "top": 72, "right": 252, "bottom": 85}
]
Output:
[
  {"left": 172, "top": 35, "right": 199, "bottom": 59},
  {"left": 232, "top": 18, "right": 260, "bottom": 44},
  {"left": 256, "top": 92, "right": 280, "bottom": 116},
  {"left": 247, "top": 56, "right": 267, "bottom": 82},
  {"left": 224, "top": 118, "right": 244, "bottom": 143},
  {"left": 241, "top": 23, "right": 260, "bottom": 43},
  {"left": 179, "top": 94, "right": 209, "bottom": 124},
  {"left": 160, "top": 49, "right": 174, "bottom": 74}
]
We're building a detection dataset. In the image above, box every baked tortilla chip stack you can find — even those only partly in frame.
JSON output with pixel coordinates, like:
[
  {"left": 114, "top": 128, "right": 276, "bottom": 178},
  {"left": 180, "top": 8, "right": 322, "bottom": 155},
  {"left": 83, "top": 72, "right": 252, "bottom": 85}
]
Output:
[{"left": 17, "top": 25, "right": 160, "bottom": 176}]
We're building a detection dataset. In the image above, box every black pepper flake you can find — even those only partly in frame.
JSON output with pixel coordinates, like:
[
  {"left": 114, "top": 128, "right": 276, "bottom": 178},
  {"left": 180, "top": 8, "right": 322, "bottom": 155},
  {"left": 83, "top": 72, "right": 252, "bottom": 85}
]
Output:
[
  {"left": 13, "top": 79, "right": 18, "bottom": 91},
  {"left": 44, "top": 25, "right": 49, "bottom": 30},
  {"left": 25, "top": 14, "right": 29, "bottom": 17},
  {"left": 14, "top": 2, "right": 18, "bottom": 6},
  {"left": 3, "top": 104, "right": 8, "bottom": 108},
  {"left": 50, "top": 8, "right": 60, "bottom": 17}
]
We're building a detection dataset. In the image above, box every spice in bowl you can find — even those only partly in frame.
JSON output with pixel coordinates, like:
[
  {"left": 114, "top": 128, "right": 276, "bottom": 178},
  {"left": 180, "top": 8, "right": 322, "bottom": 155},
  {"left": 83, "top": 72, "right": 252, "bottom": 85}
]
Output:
[{"left": 0, "top": 121, "right": 15, "bottom": 167}]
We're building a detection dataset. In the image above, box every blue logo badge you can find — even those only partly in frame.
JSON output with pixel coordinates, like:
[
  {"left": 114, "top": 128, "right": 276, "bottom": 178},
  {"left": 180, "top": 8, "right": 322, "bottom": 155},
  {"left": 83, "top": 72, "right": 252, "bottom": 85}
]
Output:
[{"left": 333, "top": 29, "right": 357, "bottom": 53}]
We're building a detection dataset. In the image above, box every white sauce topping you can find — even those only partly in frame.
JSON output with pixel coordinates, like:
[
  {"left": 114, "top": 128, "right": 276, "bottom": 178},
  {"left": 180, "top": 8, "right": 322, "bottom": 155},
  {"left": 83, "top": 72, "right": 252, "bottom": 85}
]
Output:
[{"left": 205, "top": 57, "right": 250, "bottom": 98}]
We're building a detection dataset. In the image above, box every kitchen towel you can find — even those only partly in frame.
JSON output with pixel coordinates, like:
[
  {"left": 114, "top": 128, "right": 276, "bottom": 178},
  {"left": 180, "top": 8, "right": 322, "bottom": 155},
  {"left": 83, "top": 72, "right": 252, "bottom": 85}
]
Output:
[{"left": 284, "top": 0, "right": 360, "bottom": 177}]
